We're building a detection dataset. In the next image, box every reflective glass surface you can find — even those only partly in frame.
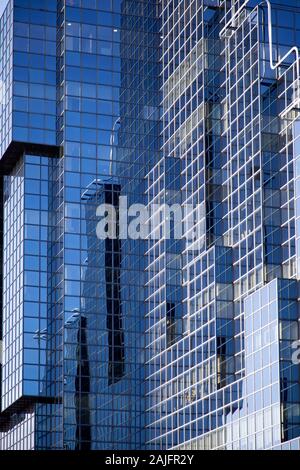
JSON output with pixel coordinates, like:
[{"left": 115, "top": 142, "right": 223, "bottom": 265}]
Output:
[{"left": 2, "top": 0, "right": 300, "bottom": 452}]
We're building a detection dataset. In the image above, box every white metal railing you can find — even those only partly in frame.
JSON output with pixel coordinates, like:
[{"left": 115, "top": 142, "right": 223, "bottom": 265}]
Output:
[{"left": 220, "top": 0, "right": 300, "bottom": 116}]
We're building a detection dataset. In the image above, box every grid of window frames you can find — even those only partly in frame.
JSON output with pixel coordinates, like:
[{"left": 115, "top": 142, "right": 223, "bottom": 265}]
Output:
[
  {"left": 0, "top": 407, "right": 35, "bottom": 450},
  {"left": 146, "top": 0, "right": 300, "bottom": 451},
  {"left": 0, "top": 0, "right": 13, "bottom": 159},
  {"left": 12, "top": 0, "right": 57, "bottom": 146},
  {"left": 2, "top": 0, "right": 300, "bottom": 452},
  {"left": 1, "top": 154, "right": 51, "bottom": 412},
  {"left": 56, "top": 0, "right": 160, "bottom": 450},
  {"left": 1, "top": 0, "right": 161, "bottom": 450}
]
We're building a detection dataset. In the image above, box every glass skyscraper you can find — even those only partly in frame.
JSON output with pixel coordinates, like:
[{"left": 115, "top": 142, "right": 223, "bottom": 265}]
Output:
[{"left": 1, "top": 0, "right": 300, "bottom": 451}]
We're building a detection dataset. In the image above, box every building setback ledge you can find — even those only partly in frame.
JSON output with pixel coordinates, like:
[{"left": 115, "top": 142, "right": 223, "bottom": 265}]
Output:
[
  {"left": 0, "top": 395, "right": 62, "bottom": 432},
  {"left": 0, "top": 141, "right": 60, "bottom": 176}
]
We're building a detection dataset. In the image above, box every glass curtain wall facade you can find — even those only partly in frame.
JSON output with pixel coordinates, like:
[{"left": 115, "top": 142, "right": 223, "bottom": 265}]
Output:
[
  {"left": 146, "top": 0, "right": 300, "bottom": 451},
  {"left": 0, "top": 0, "right": 160, "bottom": 450},
  {"left": 1, "top": 0, "right": 300, "bottom": 452}
]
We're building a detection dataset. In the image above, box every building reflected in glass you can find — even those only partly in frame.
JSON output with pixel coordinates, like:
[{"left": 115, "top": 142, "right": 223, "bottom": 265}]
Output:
[{"left": 0, "top": 0, "right": 160, "bottom": 450}]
